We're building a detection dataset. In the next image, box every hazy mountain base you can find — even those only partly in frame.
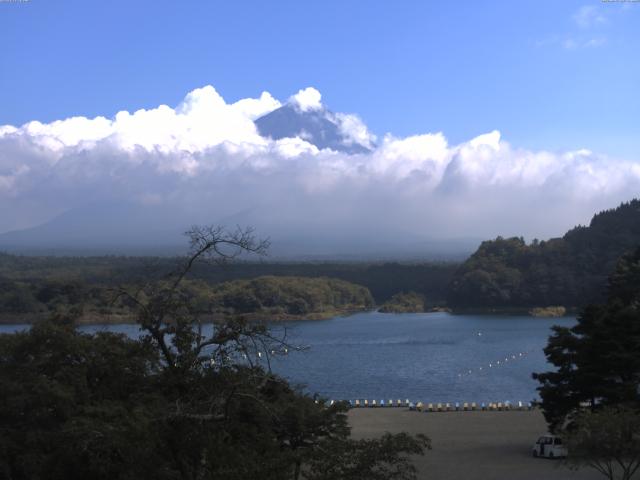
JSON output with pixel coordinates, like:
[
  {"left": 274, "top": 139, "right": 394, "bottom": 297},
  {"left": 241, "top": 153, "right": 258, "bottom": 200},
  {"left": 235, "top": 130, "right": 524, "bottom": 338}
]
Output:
[{"left": 0, "top": 200, "right": 480, "bottom": 261}]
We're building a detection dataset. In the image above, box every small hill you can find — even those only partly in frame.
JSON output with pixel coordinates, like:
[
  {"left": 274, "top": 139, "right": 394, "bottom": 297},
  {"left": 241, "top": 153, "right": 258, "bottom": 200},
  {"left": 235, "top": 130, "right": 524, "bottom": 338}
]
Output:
[
  {"left": 0, "top": 274, "right": 375, "bottom": 324},
  {"left": 447, "top": 199, "right": 640, "bottom": 310},
  {"left": 378, "top": 291, "right": 426, "bottom": 313},
  {"left": 208, "top": 275, "right": 375, "bottom": 320}
]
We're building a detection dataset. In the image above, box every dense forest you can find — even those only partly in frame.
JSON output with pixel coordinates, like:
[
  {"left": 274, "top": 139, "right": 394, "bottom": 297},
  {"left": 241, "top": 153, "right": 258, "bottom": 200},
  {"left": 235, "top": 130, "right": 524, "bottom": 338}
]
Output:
[
  {"left": 447, "top": 199, "right": 640, "bottom": 310},
  {"left": 0, "top": 255, "right": 455, "bottom": 321},
  {"left": 0, "top": 254, "right": 456, "bottom": 303},
  {"left": 208, "top": 276, "right": 374, "bottom": 319},
  {"left": 0, "top": 275, "right": 374, "bottom": 324}
]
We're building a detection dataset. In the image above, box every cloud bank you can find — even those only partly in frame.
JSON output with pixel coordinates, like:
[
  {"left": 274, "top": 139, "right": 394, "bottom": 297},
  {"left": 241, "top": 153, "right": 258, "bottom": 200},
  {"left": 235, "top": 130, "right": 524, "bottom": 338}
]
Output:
[{"left": 0, "top": 85, "right": 639, "bottom": 251}]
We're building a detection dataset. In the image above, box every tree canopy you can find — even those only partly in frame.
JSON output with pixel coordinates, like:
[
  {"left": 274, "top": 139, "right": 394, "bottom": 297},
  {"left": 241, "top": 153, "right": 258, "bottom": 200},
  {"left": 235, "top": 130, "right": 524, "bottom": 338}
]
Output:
[
  {"left": 208, "top": 275, "right": 374, "bottom": 319},
  {"left": 0, "top": 226, "right": 430, "bottom": 480},
  {"left": 563, "top": 406, "right": 640, "bottom": 480},
  {"left": 448, "top": 199, "right": 640, "bottom": 310},
  {"left": 378, "top": 291, "right": 426, "bottom": 313},
  {"left": 533, "top": 246, "right": 640, "bottom": 431},
  {"left": 0, "top": 256, "right": 454, "bottom": 323}
]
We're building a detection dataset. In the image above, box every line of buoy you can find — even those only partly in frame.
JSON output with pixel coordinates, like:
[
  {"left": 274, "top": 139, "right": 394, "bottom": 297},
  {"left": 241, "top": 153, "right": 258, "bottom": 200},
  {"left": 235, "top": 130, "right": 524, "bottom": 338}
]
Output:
[
  {"left": 456, "top": 349, "right": 535, "bottom": 379},
  {"left": 408, "top": 400, "right": 534, "bottom": 412},
  {"left": 331, "top": 399, "right": 534, "bottom": 411},
  {"left": 352, "top": 399, "right": 410, "bottom": 408}
]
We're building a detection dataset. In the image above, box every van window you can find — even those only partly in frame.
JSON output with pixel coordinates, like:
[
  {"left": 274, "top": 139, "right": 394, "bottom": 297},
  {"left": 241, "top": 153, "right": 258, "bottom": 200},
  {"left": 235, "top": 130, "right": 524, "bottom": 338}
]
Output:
[{"left": 554, "top": 438, "right": 562, "bottom": 445}]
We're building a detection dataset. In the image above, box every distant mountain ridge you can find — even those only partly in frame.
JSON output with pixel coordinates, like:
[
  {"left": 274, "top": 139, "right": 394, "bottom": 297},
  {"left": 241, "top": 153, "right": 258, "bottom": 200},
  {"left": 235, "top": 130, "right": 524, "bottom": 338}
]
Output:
[
  {"left": 0, "top": 201, "right": 479, "bottom": 260},
  {"left": 447, "top": 199, "right": 640, "bottom": 309}
]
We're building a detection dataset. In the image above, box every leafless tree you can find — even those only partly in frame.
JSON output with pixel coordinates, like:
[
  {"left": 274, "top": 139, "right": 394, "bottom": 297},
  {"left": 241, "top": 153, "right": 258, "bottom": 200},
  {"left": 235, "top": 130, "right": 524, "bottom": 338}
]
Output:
[{"left": 113, "top": 225, "right": 300, "bottom": 374}]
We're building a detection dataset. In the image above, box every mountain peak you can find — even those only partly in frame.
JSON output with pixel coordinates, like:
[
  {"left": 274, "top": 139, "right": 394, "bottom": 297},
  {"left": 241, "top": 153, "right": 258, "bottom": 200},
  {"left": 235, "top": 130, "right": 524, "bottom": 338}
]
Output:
[{"left": 254, "top": 89, "right": 375, "bottom": 154}]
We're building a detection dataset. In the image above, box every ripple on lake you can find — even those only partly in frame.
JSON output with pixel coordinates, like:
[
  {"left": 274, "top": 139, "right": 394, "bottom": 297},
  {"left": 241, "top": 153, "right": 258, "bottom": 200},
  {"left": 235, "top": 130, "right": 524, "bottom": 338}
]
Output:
[{"left": 0, "top": 311, "right": 574, "bottom": 403}]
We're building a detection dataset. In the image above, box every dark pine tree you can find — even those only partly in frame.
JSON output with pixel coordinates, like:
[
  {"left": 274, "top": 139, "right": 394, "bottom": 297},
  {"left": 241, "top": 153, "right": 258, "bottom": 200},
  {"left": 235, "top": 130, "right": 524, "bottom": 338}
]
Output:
[{"left": 533, "top": 247, "right": 640, "bottom": 431}]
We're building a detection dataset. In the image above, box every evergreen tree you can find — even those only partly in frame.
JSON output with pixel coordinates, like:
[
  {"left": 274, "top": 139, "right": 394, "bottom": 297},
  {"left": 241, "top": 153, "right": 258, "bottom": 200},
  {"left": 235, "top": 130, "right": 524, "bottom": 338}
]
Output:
[{"left": 533, "top": 247, "right": 640, "bottom": 431}]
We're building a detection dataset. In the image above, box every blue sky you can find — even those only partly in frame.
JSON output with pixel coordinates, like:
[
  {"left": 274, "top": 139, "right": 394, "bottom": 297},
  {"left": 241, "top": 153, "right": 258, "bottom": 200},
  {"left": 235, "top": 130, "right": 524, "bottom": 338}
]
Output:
[
  {"left": 1, "top": 0, "right": 639, "bottom": 158},
  {"left": 1, "top": 0, "right": 640, "bottom": 247}
]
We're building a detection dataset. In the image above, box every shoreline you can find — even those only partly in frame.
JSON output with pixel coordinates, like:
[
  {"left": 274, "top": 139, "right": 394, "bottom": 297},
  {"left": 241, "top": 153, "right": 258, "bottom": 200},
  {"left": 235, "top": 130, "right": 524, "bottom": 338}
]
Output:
[
  {"left": 0, "top": 308, "right": 369, "bottom": 326},
  {"left": 0, "top": 306, "right": 577, "bottom": 326},
  {"left": 449, "top": 306, "right": 577, "bottom": 317}
]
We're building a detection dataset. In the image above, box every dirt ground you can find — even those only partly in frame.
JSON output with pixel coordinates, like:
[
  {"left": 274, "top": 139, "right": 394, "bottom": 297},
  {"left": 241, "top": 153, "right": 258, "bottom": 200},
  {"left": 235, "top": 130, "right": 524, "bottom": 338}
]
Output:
[{"left": 348, "top": 408, "right": 602, "bottom": 480}]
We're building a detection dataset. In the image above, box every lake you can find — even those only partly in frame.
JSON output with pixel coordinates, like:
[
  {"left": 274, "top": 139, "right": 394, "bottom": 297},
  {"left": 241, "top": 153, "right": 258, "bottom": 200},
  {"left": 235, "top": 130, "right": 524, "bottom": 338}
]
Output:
[{"left": 0, "top": 311, "right": 573, "bottom": 404}]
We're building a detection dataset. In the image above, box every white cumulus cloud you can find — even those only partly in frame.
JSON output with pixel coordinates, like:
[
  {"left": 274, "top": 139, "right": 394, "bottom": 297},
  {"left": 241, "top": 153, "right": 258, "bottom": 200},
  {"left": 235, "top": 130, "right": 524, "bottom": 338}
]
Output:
[
  {"left": 289, "top": 87, "right": 323, "bottom": 112},
  {"left": 333, "top": 112, "right": 377, "bottom": 150},
  {"left": 0, "top": 84, "right": 639, "bottom": 249}
]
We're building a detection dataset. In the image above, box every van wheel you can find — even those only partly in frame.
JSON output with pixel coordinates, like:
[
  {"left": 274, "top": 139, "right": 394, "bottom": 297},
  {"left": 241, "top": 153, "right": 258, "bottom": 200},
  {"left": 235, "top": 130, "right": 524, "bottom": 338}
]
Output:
[
  {"left": 549, "top": 452, "right": 554, "bottom": 459},
  {"left": 533, "top": 450, "right": 538, "bottom": 458}
]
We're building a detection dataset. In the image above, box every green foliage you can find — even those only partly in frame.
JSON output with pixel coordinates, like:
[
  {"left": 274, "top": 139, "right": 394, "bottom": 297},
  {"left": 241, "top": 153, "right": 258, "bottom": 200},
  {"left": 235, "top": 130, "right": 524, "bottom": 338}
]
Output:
[
  {"left": 209, "top": 276, "right": 374, "bottom": 318},
  {"left": 0, "top": 226, "right": 430, "bottom": 479},
  {"left": 0, "top": 253, "right": 458, "bottom": 318},
  {"left": 379, "top": 291, "right": 426, "bottom": 313},
  {"left": 0, "top": 275, "right": 374, "bottom": 323},
  {"left": 533, "top": 247, "right": 640, "bottom": 431},
  {"left": 0, "top": 317, "right": 163, "bottom": 480},
  {"left": 563, "top": 406, "right": 640, "bottom": 480},
  {"left": 0, "top": 255, "right": 456, "bottom": 322},
  {"left": 304, "top": 432, "right": 431, "bottom": 480},
  {"left": 529, "top": 306, "right": 566, "bottom": 317},
  {"left": 448, "top": 199, "right": 640, "bottom": 309},
  {"left": 0, "top": 313, "right": 429, "bottom": 479},
  {"left": 0, "top": 275, "right": 132, "bottom": 322}
]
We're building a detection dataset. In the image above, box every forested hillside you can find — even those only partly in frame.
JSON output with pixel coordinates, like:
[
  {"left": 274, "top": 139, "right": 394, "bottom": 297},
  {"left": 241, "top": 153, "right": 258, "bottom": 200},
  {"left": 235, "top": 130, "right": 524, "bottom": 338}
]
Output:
[
  {"left": 0, "top": 254, "right": 456, "bottom": 320},
  {"left": 447, "top": 200, "right": 640, "bottom": 309},
  {"left": 0, "top": 273, "right": 374, "bottom": 323},
  {"left": 209, "top": 276, "right": 374, "bottom": 319}
]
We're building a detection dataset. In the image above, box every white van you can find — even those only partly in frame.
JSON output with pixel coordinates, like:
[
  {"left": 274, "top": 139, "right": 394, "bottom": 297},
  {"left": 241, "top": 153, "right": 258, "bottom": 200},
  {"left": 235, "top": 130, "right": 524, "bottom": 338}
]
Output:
[{"left": 532, "top": 435, "right": 567, "bottom": 459}]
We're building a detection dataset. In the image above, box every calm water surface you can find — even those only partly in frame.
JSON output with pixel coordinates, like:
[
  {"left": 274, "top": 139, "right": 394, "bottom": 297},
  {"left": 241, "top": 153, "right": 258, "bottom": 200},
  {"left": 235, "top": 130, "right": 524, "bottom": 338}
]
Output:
[{"left": 0, "top": 312, "right": 574, "bottom": 404}]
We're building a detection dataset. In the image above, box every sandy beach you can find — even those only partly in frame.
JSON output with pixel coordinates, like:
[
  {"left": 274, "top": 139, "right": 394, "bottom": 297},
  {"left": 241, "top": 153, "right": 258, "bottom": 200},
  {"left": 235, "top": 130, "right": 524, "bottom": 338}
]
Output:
[{"left": 349, "top": 408, "right": 601, "bottom": 480}]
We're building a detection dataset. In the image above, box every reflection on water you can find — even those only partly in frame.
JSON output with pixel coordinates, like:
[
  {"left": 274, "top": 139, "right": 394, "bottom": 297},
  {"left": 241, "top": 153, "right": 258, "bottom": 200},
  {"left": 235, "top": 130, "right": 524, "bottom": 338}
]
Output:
[{"left": 0, "top": 311, "right": 574, "bottom": 403}]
